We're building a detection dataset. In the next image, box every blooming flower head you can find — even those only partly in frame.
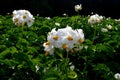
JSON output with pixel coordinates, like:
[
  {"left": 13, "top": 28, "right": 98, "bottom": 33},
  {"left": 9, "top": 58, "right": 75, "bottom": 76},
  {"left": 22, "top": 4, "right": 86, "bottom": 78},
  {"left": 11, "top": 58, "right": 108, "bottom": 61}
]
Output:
[
  {"left": 114, "top": 73, "right": 120, "bottom": 80},
  {"left": 12, "top": 9, "right": 35, "bottom": 27},
  {"left": 56, "top": 26, "right": 78, "bottom": 51},
  {"left": 43, "top": 42, "right": 54, "bottom": 56},
  {"left": 101, "top": 28, "right": 108, "bottom": 32},
  {"left": 75, "top": 29, "right": 84, "bottom": 44},
  {"left": 88, "top": 14, "right": 103, "bottom": 24},
  {"left": 43, "top": 26, "right": 84, "bottom": 55},
  {"left": 75, "top": 4, "right": 82, "bottom": 12}
]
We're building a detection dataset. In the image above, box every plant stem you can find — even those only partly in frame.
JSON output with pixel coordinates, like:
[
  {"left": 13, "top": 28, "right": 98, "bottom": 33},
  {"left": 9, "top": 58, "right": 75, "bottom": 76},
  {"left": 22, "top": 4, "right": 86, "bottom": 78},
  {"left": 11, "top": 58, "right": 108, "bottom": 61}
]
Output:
[
  {"left": 92, "top": 25, "right": 97, "bottom": 44},
  {"left": 66, "top": 52, "right": 69, "bottom": 79}
]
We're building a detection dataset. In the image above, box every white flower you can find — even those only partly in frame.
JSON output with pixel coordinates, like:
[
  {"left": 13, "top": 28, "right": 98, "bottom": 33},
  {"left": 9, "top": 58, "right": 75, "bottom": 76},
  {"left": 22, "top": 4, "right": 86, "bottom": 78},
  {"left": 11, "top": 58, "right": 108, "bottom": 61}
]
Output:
[
  {"left": 35, "top": 64, "right": 40, "bottom": 72},
  {"left": 63, "top": 13, "right": 67, "bottom": 16},
  {"left": 91, "top": 12, "right": 94, "bottom": 14},
  {"left": 69, "top": 62, "right": 75, "bottom": 71},
  {"left": 37, "top": 14, "right": 39, "bottom": 16},
  {"left": 43, "top": 41, "right": 54, "bottom": 55},
  {"left": 47, "top": 28, "right": 58, "bottom": 45},
  {"left": 12, "top": 66, "right": 15, "bottom": 69},
  {"left": 12, "top": 14, "right": 25, "bottom": 26},
  {"left": 106, "top": 24, "right": 112, "bottom": 30},
  {"left": 55, "top": 22, "right": 60, "bottom": 26},
  {"left": 45, "top": 17, "right": 51, "bottom": 20},
  {"left": 115, "top": 19, "right": 120, "bottom": 22},
  {"left": 75, "top": 29, "right": 84, "bottom": 44},
  {"left": 114, "top": 73, "right": 120, "bottom": 80},
  {"left": 55, "top": 26, "right": 75, "bottom": 50},
  {"left": 75, "top": 4, "right": 82, "bottom": 12},
  {"left": 88, "top": 14, "right": 103, "bottom": 24},
  {"left": 27, "top": 18, "right": 35, "bottom": 27},
  {"left": 70, "top": 65, "right": 75, "bottom": 71},
  {"left": 101, "top": 28, "right": 108, "bottom": 32},
  {"left": 43, "top": 26, "right": 85, "bottom": 55},
  {"left": 12, "top": 9, "right": 35, "bottom": 27}
]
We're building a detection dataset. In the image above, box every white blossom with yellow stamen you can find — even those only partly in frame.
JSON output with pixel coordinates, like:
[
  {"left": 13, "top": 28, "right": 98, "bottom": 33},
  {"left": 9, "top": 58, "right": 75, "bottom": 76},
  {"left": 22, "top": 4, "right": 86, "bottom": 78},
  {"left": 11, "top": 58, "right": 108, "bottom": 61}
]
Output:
[
  {"left": 76, "top": 29, "right": 84, "bottom": 44},
  {"left": 12, "top": 9, "right": 35, "bottom": 27},
  {"left": 88, "top": 14, "right": 103, "bottom": 24},
  {"left": 43, "top": 26, "right": 85, "bottom": 55},
  {"left": 43, "top": 42, "right": 54, "bottom": 55},
  {"left": 56, "top": 26, "right": 77, "bottom": 50}
]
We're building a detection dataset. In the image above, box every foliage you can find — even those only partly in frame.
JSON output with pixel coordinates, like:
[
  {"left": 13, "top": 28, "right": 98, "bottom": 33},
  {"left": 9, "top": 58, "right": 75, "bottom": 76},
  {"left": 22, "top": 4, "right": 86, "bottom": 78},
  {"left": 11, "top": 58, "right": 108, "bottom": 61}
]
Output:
[{"left": 0, "top": 14, "right": 120, "bottom": 80}]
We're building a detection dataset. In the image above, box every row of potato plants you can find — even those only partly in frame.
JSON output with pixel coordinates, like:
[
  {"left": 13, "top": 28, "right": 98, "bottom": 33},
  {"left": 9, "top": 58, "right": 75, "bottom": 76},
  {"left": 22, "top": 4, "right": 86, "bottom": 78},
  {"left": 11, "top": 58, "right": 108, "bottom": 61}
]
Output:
[{"left": 0, "top": 14, "right": 120, "bottom": 80}]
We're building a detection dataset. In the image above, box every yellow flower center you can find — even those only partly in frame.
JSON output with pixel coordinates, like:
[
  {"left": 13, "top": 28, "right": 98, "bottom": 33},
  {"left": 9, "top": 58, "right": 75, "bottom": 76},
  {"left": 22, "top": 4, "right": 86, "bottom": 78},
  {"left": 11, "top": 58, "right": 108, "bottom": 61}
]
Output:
[
  {"left": 23, "top": 15, "right": 26, "bottom": 19},
  {"left": 45, "top": 41, "right": 50, "bottom": 45},
  {"left": 67, "top": 35, "right": 73, "bottom": 41},
  {"left": 78, "top": 38, "right": 83, "bottom": 43},
  {"left": 53, "top": 35, "right": 58, "bottom": 40},
  {"left": 62, "top": 44, "right": 67, "bottom": 49},
  {"left": 15, "top": 18, "right": 19, "bottom": 22}
]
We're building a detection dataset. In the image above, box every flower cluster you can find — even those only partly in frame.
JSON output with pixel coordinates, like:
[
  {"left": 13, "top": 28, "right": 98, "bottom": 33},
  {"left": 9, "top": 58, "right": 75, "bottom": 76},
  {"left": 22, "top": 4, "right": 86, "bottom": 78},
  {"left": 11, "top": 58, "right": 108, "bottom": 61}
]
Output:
[
  {"left": 43, "top": 26, "right": 84, "bottom": 55},
  {"left": 88, "top": 14, "right": 103, "bottom": 24},
  {"left": 74, "top": 4, "right": 82, "bottom": 12},
  {"left": 12, "top": 10, "right": 35, "bottom": 27}
]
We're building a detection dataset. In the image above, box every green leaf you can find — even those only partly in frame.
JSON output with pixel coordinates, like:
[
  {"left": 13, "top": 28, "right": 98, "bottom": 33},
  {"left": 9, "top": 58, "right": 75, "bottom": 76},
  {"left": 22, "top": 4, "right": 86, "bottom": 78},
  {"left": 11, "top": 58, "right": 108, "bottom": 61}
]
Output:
[
  {"left": 31, "top": 58, "right": 40, "bottom": 64},
  {"left": 0, "top": 59, "right": 13, "bottom": 67},
  {"left": 93, "top": 64, "right": 110, "bottom": 72},
  {"left": 45, "top": 77, "right": 58, "bottom": 80},
  {"left": 0, "top": 49, "right": 10, "bottom": 59},
  {"left": 10, "top": 46, "right": 18, "bottom": 54},
  {"left": 17, "top": 64, "right": 23, "bottom": 69},
  {"left": 84, "top": 39, "right": 93, "bottom": 45}
]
